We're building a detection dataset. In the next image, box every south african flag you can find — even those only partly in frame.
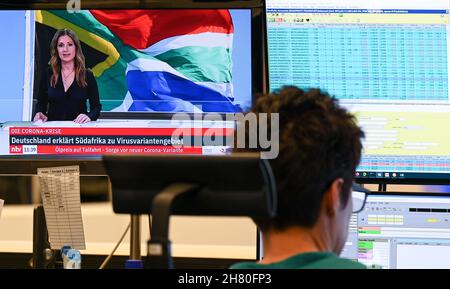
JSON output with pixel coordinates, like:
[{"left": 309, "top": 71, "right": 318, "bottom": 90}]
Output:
[{"left": 35, "top": 9, "right": 240, "bottom": 113}]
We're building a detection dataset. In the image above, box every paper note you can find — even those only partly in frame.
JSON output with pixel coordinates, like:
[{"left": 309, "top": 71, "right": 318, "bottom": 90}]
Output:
[
  {"left": 0, "top": 199, "right": 4, "bottom": 217},
  {"left": 38, "top": 166, "right": 86, "bottom": 250}
]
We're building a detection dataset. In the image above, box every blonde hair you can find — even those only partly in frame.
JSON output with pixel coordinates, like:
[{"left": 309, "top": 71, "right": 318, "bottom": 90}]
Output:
[{"left": 49, "top": 28, "right": 87, "bottom": 87}]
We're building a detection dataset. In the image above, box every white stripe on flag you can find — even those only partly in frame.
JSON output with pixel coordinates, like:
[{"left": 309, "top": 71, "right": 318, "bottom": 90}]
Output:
[
  {"left": 126, "top": 58, "right": 233, "bottom": 100},
  {"left": 126, "top": 58, "right": 188, "bottom": 80},
  {"left": 110, "top": 91, "right": 133, "bottom": 112},
  {"left": 196, "top": 82, "right": 234, "bottom": 100},
  {"left": 139, "top": 32, "right": 233, "bottom": 56}
]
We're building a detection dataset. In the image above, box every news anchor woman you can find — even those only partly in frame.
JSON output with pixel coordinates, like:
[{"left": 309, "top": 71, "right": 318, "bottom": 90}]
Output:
[{"left": 34, "top": 28, "right": 101, "bottom": 123}]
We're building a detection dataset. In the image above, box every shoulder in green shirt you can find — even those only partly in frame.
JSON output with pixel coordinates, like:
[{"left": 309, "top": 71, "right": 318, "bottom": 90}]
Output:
[{"left": 230, "top": 252, "right": 366, "bottom": 269}]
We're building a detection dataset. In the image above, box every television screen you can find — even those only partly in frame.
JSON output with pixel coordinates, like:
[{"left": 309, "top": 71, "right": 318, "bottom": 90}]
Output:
[
  {"left": 341, "top": 193, "right": 450, "bottom": 268},
  {"left": 266, "top": 0, "right": 450, "bottom": 183},
  {"left": 0, "top": 5, "right": 262, "bottom": 156}
]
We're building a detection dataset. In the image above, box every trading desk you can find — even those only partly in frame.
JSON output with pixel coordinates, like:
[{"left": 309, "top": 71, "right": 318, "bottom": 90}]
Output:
[
  {"left": 0, "top": 203, "right": 257, "bottom": 262},
  {"left": 0, "top": 120, "right": 257, "bottom": 267}
]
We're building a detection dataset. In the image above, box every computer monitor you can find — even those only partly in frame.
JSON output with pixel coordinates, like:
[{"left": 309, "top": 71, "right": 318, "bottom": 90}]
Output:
[
  {"left": 266, "top": 0, "right": 450, "bottom": 183},
  {"left": 0, "top": 0, "right": 267, "bottom": 157},
  {"left": 341, "top": 193, "right": 450, "bottom": 268}
]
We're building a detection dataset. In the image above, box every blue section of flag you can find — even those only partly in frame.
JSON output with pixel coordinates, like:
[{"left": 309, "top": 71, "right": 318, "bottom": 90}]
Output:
[{"left": 126, "top": 70, "right": 241, "bottom": 112}]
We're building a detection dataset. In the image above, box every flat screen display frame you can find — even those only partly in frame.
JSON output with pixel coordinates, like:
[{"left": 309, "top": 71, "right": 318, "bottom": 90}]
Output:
[
  {"left": 0, "top": 0, "right": 268, "bottom": 165},
  {"left": 264, "top": 0, "right": 450, "bottom": 185},
  {"left": 343, "top": 191, "right": 450, "bottom": 268}
]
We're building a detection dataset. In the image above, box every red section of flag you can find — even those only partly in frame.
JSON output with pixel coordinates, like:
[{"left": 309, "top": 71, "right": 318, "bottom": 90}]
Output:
[{"left": 90, "top": 9, "right": 234, "bottom": 49}]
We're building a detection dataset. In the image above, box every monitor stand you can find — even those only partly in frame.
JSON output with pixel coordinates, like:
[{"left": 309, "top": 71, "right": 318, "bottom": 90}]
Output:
[{"left": 125, "top": 214, "right": 143, "bottom": 269}]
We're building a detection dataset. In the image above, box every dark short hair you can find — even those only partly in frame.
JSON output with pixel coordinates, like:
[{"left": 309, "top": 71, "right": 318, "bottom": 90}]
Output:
[{"left": 249, "top": 86, "right": 364, "bottom": 230}]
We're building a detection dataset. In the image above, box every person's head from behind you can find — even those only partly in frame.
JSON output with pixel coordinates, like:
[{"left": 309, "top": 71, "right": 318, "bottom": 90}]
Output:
[
  {"left": 251, "top": 86, "right": 364, "bottom": 255},
  {"left": 49, "top": 28, "right": 86, "bottom": 87}
]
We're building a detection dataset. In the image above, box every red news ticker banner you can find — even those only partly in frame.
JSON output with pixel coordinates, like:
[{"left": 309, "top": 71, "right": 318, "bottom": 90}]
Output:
[
  {"left": 9, "top": 127, "right": 233, "bottom": 155},
  {"left": 9, "top": 127, "right": 234, "bottom": 136}
]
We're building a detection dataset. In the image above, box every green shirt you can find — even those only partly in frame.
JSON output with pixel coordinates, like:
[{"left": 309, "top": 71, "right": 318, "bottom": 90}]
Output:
[{"left": 230, "top": 252, "right": 366, "bottom": 269}]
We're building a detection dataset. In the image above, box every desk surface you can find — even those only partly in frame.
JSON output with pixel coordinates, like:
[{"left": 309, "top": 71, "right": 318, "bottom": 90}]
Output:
[{"left": 0, "top": 202, "right": 257, "bottom": 259}]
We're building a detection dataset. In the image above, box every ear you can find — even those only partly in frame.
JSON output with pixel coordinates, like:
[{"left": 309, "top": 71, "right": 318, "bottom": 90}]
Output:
[{"left": 324, "top": 178, "right": 344, "bottom": 217}]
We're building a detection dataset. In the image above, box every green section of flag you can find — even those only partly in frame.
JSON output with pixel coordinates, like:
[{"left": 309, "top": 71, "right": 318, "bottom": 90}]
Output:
[
  {"left": 96, "top": 60, "right": 128, "bottom": 111},
  {"left": 155, "top": 46, "right": 232, "bottom": 83}
]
